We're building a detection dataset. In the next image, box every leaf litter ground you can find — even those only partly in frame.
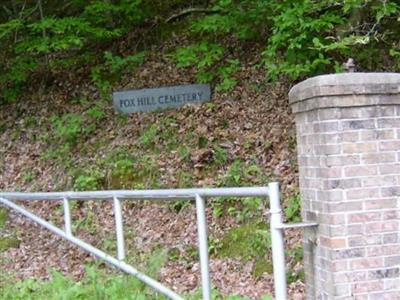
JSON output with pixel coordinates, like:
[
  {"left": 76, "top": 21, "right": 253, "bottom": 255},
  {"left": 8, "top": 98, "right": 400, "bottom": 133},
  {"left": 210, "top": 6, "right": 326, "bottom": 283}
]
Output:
[{"left": 0, "top": 52, "right": 304, "bottom": 299}]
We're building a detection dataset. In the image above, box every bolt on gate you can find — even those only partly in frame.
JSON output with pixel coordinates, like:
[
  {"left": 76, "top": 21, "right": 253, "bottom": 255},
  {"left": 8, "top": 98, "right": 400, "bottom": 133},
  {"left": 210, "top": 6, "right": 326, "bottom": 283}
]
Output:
[{"left": 0, "top": 182, "right": 317, "bottom": 300}]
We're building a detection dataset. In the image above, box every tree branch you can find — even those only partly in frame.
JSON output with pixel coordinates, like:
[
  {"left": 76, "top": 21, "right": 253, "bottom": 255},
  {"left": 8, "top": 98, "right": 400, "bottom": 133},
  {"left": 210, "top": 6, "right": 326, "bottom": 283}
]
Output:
[{"left": 166, "top": 7, "right": 220, "bottom": 23}]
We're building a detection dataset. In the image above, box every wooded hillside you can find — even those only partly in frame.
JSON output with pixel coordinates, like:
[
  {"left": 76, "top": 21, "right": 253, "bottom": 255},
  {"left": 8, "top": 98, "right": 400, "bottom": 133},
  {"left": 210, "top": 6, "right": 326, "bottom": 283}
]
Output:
[{"left": 0, "top": 1, "right": 399, "bottom": 299}]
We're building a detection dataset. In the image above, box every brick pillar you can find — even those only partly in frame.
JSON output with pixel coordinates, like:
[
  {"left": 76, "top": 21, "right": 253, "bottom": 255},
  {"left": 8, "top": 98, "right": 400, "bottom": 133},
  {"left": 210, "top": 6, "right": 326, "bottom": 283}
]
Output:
[{"left": 289, "top": 73, "right": 400, "bottom": 299}]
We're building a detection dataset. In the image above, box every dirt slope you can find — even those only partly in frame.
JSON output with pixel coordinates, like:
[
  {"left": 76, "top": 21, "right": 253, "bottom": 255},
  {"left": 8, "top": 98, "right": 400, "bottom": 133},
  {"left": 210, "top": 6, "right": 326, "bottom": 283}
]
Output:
[{"left": 0, "top": 51, "right": 304, "bottom": 299}]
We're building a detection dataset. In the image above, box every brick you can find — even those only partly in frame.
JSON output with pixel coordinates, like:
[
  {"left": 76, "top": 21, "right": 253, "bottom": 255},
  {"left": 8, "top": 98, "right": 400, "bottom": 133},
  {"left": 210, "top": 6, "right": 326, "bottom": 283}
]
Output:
[
  {"left": 306, "top": 110, "right": 318, "bottom": 122},
  {"left": 368, "top": 292, "right": 400, "bottom": 300},
  {"left": 366, "top": 221, "right": 398, "bottom": 233},
  {"left": 383, "top": 233, "right": 399, "bottom": 243},
  {"left": 348, "top": 236, "right": 367, "bottom": 247},
  {"left": 348, "top": 234, "right": 383, "bottom": 247},
  {"left": 379, "top": 164, "right": 400, "bottom": 175},
  {"left": 361, "top": 153, "right": 396, "bottom": 164},
  {"left": 324, "top": 178, "right": 362, "bottom": 189},
  {"left": 362, "top": 175, "right": 397, "bottom": 187},
  {"left": 384, "top": 256, "right": 400, "bottom": 266},
  {"left": 348, "top": 212, "right": 381, "bottom": 223},
  {"left": 332, "top": 260, "right": 349, "bottom": 272},
  {"left": 341, "top": 120, "right": 376, "bottom": 130},
  {"left": 380, "top": 187, "right": 400, "bottom": 197},
  {"left": 343, "top": 143, "right": 377, "bottom": 154},
  {"left": 340, "top": 131, "right": 360, "bottom": 142},
  {"left": 378, "top": 106, "right": 396, "bottom": 117},
  {"left": 320, "top": 133, "right": 341, "bottom": 144},
  {"left": 332, "top": 248, "right": 365, "bottom": 260},
  {"left": 353, "top": 280, "right": 383, "bottom": 293},
  {"left": 365, "top": 198, "right": 397, "bottom": 210},
  {"left": 384, "top": 278, "right": 400, "bottom": 290},
  {"left": 320, "top": 237, "right": 347, "bottom": 248},
  {"left": 383, "top": 210, "right": 399, "bottom": 220},
  {"left": 290, "top": 75, "right": 400, "bottom": 299},
  {"left": 368, "top": 268, "right": 399, "bottom": 279},
  {"left": 379, "top": 140, "right": 400, "bottom": 151},
  {"left": 314, "top": 144, "right": 342, "bottom": 155},
  {"left": 314, "top": 121, "right": 339, "bottom": 133},
  {"left": 346, "top": 188, "right": 379, "bottom": 200},
  {"left": 330, "top": 225, "right": 347, "bottom": 237},
  {"left": 345, "top": 165, "right": 378, "bottom": 177},
  {"left": 334, "top": 284, "right": 351, "bottom": 296},
  {"left": 324, "top": 155, "right": 360, "bottom": 167},
  {"left": 360, "top": 129, "right": 395, "bottom": 141},
  {"left": 319, "top": 108, "right": 340, "bottom": 120},
  {"left": 347, "top": 224, "right": 365, "bottom": 235},
  {"left": 340, "top": 107, "right": 362, "bottom": 119},
  {"left": 328, "top": 201, "right": 363, "bottom": 212},
  {"left": 333, "top": 271, "right": 367, "bottom": 283},
  {"left": 367, "top": 246, "right": 385, "bottom": 257},
  {"left": 327, "top": 213, "right": 346, "bottom": 225},
  {"left": 317, "top": 190, "right": 344, "bottom": 201},
  {"left": 350, "top": 258, "right": 384, "bottom": 270},
  {"left": 382, "top": 245, "right": 400, "bottom": 255},
  {"left": 378, "top": 118, "right": 400, "bottom": 128}
]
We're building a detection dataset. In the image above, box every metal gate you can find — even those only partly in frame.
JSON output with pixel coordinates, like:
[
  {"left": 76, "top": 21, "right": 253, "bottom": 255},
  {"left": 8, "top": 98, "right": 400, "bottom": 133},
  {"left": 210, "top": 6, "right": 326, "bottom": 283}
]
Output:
[{"left": 0, "top": 183, "right": 317, "bottom": 300}]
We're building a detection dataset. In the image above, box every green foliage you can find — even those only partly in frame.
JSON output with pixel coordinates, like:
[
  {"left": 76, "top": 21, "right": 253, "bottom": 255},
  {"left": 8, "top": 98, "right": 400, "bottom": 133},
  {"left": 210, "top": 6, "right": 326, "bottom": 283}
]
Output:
[
  {"left": 91, "top": 51, "right": 145, "bottom": 99},
  {"left": 138, "top": 118, "right": 180, "bottom": 152},
  {"left": 2, "top": 0, "right": 400, "bottom": 102},
  {"left": 139, "top": 124, "right": 158, "bottom": 150},
  {"left": 0, "top": 236, "right": 20, "bottom": 252},
  {"left": 73, "top": 170, "right": 105, "bottom": 191},
  {"left": 106, "top": 149, "right": 160, "bottom": 189},
  {"left": 109, "top": 158, "right": 135, "bottom": 189},
  {"left": 284, "top": 194, "right": 302, "bottom": 223},
  {"left": 213, "top": 145, "right": 228, "bottom": 166},
  {"left": 219, "top": 222, "right": 271, "bottom": 265},
  {"left": 0, "top": 1, "right": 146, "bottom": 103},
  {"left": 104, "top": 51, "right": 145, "bottom": 73},
  {"left": 220, "top": 160, "right": 262, "bottom": 187},
  {"left": 211, "top": 160, "right": 266, "bottom": 219},
  {"left": 0, "top": 208, "right": 7, "bottom": 231},
  {"left": 52, "top": 114, "right": 83, "bottom": 146},
  {"left": 178, "top": 0, "right": 400, "bottom": 83},
  {"left": 173, "top": 42, "right": 239, "bottom": 91},
  {"left": 263, "top": 0, "right": 400, "bottom": 79},
  {"left": 0, "top": 265, "right": 165, "bottom": 300},
  {"left": 286, "top": 246, "right": 305, "bottom": 284},
  {"left": 47, "top": 105, "right": 105, "bottom": 155}
]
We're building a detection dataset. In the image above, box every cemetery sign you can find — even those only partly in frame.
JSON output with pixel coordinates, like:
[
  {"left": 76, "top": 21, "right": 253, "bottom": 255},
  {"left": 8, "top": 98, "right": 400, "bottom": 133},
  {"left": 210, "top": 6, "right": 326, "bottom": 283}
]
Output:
[{"left": 113, "top": 84, "right": 211, "bottom": 113}]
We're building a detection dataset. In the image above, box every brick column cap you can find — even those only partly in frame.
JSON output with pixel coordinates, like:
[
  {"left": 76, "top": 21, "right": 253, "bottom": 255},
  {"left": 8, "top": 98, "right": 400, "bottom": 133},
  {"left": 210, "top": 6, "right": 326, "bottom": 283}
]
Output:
[{"left": 289, "top": 73, "right": 400, "bottom": 113}]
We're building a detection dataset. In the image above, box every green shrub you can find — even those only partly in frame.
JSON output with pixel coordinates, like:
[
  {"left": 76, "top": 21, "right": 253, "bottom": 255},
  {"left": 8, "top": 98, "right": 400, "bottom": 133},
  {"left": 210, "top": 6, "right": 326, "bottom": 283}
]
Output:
[
  {"left": 52, "top": 114, "right": 83, "bottom": 146},
  {"left": 0, "top": 1, "right": 146, "bottom": 102},
  {"left": 173, "top": 42, "right": 240, "bottom": 91},
  {"left": 284, "top": 194, "right": 301, "bottom": 223},
  {"left": 73, "top": 170, "right": 104, "bottom": 191}
]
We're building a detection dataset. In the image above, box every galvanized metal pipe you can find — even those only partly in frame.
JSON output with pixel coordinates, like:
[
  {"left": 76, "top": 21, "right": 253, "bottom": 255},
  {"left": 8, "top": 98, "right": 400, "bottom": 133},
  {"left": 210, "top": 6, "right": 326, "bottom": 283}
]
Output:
[
  {"left": 0, "top": 197, "right": 183, "bottom": 300},
  {"left": 268, "top": 182, "right": 287, "bottom": 300},
  {"left": 63, "top": 197, "right": 72, "bottom": 237},
  {"left": 0, "top": 186, "right": 285, "bottom": 299},
  {"left": 195, "top": 194, "right": 211, "bottom": 300},
  {"left": 113, "top": 197, "right": 125, "bottom": 260},
  {"left": 0, "top": 186, "right": 269, "bottom": 201}
]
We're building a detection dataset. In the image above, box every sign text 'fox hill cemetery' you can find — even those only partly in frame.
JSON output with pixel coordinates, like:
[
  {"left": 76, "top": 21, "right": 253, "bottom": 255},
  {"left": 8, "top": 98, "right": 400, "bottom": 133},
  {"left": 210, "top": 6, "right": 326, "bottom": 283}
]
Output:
[{"left": 113, "top": 84, "right": 211, "bottom": 113}]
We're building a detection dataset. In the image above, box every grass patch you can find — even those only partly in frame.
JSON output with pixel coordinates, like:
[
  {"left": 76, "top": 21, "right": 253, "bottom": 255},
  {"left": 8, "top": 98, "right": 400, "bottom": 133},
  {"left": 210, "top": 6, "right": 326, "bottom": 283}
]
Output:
[
  {"left": 0, "top": 237, "right": 20, "bottom": 252},
  {"left": 219, "top": 222, "right": 271, "bottom": 260},
  {"left": 0, "top": 266, "right": 166, "bottom": 300},
  {"left": 0, "top": 208, "right": 7, "bottom": 230},
  {"left": 218, "top": 221, "right": 273, "bottom": 277}
]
